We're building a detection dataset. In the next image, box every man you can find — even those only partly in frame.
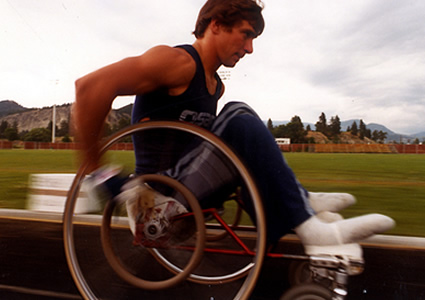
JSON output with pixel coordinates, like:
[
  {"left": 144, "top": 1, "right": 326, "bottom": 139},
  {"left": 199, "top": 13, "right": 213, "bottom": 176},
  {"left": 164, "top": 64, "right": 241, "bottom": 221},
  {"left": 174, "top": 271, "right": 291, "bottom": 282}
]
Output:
[{"left": 74, "top": 0, "right": 394, "bottom": 257}]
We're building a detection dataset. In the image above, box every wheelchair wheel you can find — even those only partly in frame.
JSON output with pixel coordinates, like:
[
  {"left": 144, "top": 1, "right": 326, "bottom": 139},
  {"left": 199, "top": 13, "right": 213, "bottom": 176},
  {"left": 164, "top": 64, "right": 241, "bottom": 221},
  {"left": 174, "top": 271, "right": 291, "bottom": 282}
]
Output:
[
  {"left": 63, "top": 121, "right": 266, "bottom": 300},
  {"left": 288, "top": 260, "right": 332, "bottom": 288},
  {"left": 101, "top": 174, "right": 205, "bottom": 290},
  {"left": 288, "top": 260, "right": 312, "bottom": 286},
  {"left": 280, "top": 283, "right": 332, "bottom": 300}
]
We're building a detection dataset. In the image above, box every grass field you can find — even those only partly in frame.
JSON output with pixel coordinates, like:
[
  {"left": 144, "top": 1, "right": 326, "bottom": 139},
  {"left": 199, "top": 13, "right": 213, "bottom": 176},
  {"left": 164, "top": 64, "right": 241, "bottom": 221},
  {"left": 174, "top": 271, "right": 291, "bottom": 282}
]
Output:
[{"left": 0, "top": 149, "right": 424, "bottom": 237}]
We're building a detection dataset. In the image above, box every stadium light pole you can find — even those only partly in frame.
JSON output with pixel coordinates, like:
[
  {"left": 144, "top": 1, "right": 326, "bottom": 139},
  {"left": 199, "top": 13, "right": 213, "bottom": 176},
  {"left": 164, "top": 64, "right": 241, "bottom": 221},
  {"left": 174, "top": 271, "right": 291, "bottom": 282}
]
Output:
[{"left": 52, "top": 104, "right": 56, "bottom": 143}]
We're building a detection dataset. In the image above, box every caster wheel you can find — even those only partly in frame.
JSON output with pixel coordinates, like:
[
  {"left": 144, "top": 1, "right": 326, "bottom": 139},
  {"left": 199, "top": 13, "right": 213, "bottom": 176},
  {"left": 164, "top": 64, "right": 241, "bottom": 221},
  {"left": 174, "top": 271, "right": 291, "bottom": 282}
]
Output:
[
  {"left": 280, "top": 283, "right": 332, "bottom": 300},
  {"left": 288, "top": 260, "right": 313, "bottom": 286}
]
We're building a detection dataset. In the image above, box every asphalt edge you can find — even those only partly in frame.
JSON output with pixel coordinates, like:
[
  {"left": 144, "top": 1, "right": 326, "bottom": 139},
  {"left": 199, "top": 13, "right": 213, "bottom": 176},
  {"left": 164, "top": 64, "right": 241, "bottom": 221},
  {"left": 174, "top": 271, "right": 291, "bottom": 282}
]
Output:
[{"left": 1, "top": 208, "right": 424, "bottom": 250}]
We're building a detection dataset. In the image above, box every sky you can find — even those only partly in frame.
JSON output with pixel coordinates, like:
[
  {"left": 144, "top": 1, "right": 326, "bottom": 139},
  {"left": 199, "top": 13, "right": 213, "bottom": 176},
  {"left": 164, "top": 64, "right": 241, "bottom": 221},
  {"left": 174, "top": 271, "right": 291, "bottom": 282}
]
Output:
[{"left": 1, "top": 0, "right": 425, "bottom": 134}]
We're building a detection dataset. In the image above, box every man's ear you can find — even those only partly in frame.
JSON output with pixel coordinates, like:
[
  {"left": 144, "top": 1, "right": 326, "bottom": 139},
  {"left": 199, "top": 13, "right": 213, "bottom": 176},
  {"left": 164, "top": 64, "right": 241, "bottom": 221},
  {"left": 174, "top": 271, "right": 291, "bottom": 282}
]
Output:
[{"left": 210, "top": 19, "right": 221, "bottom": 34}]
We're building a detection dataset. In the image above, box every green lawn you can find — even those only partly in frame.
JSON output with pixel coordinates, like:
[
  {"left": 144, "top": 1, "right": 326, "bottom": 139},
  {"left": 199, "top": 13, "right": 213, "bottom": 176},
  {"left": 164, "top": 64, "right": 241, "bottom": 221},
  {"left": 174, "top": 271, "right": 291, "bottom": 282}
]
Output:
[
  {"left": 285, "top": 153, "right": 425, "bottom": 237},
  {"left": 0, "top": 150, "right": 424, "bottom": 237}
]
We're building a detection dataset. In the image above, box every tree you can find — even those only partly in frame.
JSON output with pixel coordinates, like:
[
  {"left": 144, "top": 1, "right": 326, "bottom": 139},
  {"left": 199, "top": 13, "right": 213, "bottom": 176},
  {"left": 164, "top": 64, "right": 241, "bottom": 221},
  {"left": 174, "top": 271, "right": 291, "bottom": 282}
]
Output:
[
  {"left": 286, "top": 115, "right": 307, "bottom": 143},
  {"left": 57, "top": 120, "right": 70, "bottom": 136},
  {"left": 329, "top": 115, "right": 341, "bottom": 137},
  {"left": 372, "top": 130, "right": 379, "bottom": 141},
  {"left": 0, "top": 120, "right": 9, "bottom": 138},
  {"left": 378, "top": 131, "right": 387, "bottom": 143},
  {"left": 359, "top": 120, "right": 367, "bottom": 140},
  {"left": 4, "top": 127, "right": 19, "bottom": 141},
  {"left": 315, "top": 112, "right": 328, "bottom": 136},
  {"left": 19, "top": 130, "right": 28, "bottom": 140},
  {"left": 267, "top": 118, "right": 274, "bottom": 132},
  {"left": 273, "top": 123, "right": 288, "bottom": 138},
  {"left": 371, "top": 130, "right": 387, "bottom": 143},
  {"left": 46, "top": 121, "right": 58, "bottom": 136},
  {"left": 366, "top": 129, "right": 372, "bottom": 139},
  {"left": 24, "top": 128, "right": 51, "bottom": 142},
  {"left": 62, "top": 134, "right": 72, "bottom": 143},
  {"left": 350, "top": 121, "right": 358, "bottom": 136},
  {"left": 272, "top": 115, "right": 307, "bottom": 143}
]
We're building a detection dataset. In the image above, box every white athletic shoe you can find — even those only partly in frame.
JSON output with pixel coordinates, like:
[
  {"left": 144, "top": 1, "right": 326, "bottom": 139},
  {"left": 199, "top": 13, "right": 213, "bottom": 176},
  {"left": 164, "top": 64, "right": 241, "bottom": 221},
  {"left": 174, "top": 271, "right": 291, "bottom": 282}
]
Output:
[
  {"left": 307, "top": 212, "right": 362, "bottom": 261},
  {"left": 295, "top": 214, "right": 395, "bottom": 261},
  {"left": 308, "top": 192, "right": 356, "bottom": 213},
  {"left": 316, "top": 211, "right": 344, "bottom": 223}
]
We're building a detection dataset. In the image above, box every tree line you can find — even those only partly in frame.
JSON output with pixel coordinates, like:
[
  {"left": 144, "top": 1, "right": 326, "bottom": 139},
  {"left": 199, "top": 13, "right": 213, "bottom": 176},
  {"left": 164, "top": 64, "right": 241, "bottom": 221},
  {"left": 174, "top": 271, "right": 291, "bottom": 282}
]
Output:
[
  {"left": 0, "top": 112, "right": 418, "bottom": 144},
  {"left": 0, "top": 119, "right": 72, "bottom": 142},
  {"left": 268, "top": 112, "right": 390, "bottom": 144}
]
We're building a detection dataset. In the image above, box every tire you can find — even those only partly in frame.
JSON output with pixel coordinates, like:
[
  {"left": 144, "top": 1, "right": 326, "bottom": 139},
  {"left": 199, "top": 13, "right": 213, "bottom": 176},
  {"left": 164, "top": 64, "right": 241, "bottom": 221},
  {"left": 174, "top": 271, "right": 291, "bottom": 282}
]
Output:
[
  {"left": 288, "top": 260, "right": 313, "bottom": 286},
  {"left": 63, "top": 121, "right": 266, "bottom": 300},
  {"left": 280, "top": 283, "right": 332, "bottom": 300}
]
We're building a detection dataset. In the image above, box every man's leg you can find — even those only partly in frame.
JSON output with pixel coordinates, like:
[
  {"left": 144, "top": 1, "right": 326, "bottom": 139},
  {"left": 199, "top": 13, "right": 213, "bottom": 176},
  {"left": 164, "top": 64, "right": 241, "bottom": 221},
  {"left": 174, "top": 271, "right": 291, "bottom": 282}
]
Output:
[
  {"left": 214, "top": 103, "right": 312, "bottom": 241},
  {"left": 213, "top": 102, "right": 394, "bottom": 247}
]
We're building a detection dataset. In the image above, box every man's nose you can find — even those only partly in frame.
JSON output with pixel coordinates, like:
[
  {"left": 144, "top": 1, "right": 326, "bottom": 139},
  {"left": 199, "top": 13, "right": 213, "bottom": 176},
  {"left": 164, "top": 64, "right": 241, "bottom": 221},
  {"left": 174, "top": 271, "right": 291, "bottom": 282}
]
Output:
[{"left": 244, "top": 39, "right": 254, "bottom": 54}]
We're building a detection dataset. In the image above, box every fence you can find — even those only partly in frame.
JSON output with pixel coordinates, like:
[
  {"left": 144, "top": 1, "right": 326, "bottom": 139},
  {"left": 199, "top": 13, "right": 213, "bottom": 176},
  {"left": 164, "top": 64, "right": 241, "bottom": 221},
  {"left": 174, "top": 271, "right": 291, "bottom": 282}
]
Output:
[
  {"left": 0, "top": 142, "right": 133, "bottom": 151},
  {"left": 0, "top": 141, "right": 424, "bottom": 154},
  {"left": 0, "top": 140, "right": 13, "bottom": 149},
  {"left": 278, "top": 144, "right": 425, "bottom": 154},
  {"left": 392, "top": 144, "right": 425, "bottom": 154}
]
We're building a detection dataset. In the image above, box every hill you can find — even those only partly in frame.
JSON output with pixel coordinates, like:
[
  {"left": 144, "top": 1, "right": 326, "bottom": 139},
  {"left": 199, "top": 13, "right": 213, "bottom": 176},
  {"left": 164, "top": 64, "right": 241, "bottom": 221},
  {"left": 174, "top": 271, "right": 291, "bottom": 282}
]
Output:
[
  {"left": 306, "top": 131, "right": 375, "bottom": 144},
  {"left": 0, "top": 101, "right": 132, "bottom": 134},
  {"left": 0, "top": 100, "right": 28, "bottom": 117}
]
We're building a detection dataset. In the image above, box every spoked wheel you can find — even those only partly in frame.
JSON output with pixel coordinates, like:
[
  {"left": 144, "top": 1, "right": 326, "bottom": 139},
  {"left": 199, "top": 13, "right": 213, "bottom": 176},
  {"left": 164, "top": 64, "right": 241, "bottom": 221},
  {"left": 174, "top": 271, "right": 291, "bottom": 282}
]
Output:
[
  {"left": 288, "top": 260, "right": 332, "bottom": 288},
  {"left": 280, "top": 283, "right": 332, "bottom": 300},
  {"left": 101, "top": 174, "right": 205, "bottom": 290},
  {"left": 63, "top": 121, "right": 266, "bottom": 300},
  {"left": 288, "top": 260, "right": 313, "bottom": 286}
]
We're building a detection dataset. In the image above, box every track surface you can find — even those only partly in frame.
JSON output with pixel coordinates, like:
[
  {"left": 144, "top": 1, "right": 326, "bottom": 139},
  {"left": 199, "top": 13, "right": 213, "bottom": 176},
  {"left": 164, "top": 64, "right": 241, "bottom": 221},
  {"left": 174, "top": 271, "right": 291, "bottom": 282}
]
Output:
[{"left": 1, "top": 209, "right": 425, "bottom": 299}]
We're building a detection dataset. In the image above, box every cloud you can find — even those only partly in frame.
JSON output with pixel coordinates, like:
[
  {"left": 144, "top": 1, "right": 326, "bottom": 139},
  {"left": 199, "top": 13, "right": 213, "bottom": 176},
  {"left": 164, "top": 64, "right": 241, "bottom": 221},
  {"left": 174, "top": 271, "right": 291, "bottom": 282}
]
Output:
[
  {"left": 274, "top": 0, "right": 425, "bottom": 134},
  {"left": 1, "top": 0, "right": 425, "bottom": 134}
]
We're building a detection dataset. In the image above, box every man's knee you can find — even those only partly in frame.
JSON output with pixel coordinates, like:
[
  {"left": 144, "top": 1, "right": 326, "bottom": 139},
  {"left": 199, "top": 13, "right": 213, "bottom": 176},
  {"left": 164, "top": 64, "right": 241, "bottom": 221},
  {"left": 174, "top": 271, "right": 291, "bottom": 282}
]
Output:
[{"left": 225, "top": 114, "right": 268, "bottom": 139}]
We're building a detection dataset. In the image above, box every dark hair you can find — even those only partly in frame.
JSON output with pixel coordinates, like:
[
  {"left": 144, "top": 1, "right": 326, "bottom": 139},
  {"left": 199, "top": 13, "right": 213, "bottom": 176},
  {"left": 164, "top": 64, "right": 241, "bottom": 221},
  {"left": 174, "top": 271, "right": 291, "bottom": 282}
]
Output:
[{"left": 193, "top": 0, "right": 265, "bottom": 38}]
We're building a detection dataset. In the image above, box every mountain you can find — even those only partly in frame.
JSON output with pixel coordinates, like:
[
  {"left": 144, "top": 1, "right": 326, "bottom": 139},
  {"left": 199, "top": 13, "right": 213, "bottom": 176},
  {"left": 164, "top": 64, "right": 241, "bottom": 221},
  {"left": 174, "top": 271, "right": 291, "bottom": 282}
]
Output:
[
  {"left": 0, "top": 100, "right": 28, "bottom": 117},
  {"left": 115, "top": 104, "right": 133, "bottom": 116},
  {"left": 0, "top": 101, "right": 132, "bottom": 133},
  {"left": 414, "top": 131, "right": 425, "bottom": 139}
]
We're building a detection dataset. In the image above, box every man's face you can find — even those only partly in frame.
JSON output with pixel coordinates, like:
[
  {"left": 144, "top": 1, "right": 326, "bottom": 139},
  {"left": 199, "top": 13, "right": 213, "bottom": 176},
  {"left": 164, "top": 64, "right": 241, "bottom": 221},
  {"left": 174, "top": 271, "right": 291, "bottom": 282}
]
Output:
[{"left": 216, "top": 20, "right": 257, "bottom": 68}]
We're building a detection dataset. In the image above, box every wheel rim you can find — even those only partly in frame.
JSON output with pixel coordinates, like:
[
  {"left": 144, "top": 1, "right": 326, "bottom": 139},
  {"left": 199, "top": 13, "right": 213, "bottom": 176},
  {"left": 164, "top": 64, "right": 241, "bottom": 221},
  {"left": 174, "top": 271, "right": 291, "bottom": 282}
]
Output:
[{"left": 63, "top": 121, "right": 266, "bottom": 300}]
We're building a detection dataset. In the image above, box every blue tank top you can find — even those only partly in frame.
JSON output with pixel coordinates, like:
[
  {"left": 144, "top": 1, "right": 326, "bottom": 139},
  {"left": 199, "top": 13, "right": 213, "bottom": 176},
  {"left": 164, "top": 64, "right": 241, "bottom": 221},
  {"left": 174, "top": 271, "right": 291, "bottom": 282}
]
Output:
[
  {"left": 132, "top": 44, "right": 223, "bottom": 128},
  {"left": 131, "top": 45, "right": 223, "bottom": 174}
]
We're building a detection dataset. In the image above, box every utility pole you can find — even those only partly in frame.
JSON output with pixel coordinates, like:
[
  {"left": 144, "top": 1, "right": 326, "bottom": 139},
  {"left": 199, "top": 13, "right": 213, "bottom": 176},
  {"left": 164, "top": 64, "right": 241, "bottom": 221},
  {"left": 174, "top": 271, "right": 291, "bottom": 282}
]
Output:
[{"left": 52, "top": 104, "right": 56, "bottom": 143}]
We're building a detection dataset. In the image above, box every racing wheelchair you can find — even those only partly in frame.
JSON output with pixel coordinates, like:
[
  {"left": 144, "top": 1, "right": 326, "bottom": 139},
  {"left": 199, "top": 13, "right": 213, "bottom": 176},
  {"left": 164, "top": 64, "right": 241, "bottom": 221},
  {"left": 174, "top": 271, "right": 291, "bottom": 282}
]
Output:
[{"left": 63, "top": 121, "right": 364, "bottom": 300}]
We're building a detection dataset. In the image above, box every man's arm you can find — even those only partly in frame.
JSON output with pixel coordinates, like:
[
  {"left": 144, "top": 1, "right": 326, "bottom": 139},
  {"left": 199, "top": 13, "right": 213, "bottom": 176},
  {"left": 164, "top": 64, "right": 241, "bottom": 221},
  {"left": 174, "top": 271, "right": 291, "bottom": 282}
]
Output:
[{"left": 73, "top": 45, "right": 195, "bottom": 171}]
